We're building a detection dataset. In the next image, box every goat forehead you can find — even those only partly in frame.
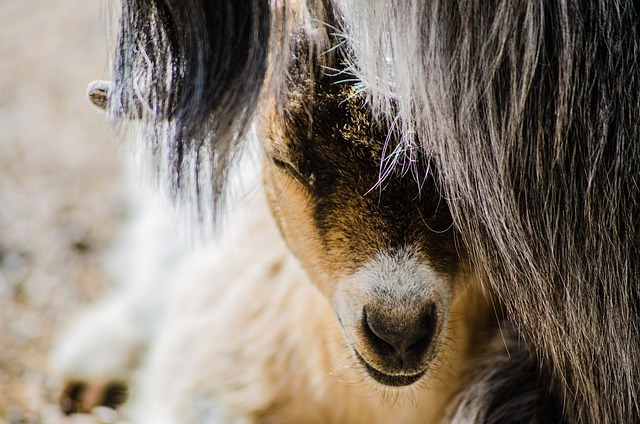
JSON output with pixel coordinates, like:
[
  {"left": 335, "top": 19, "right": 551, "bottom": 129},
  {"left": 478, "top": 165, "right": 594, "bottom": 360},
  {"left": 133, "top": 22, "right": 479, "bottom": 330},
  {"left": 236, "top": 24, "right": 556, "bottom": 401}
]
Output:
[
  {"left": 278, "top": 90, "right": 459, "bottom": 275},
  {"left": 264, "top": 32, "right": 461, "bottom": 276}
]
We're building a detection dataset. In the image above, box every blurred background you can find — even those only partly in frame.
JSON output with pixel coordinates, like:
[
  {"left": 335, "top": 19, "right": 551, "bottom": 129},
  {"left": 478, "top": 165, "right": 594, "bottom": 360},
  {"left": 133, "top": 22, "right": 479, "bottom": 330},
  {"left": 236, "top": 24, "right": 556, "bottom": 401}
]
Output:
[{"left": 0, "top": 1, "right": 124, "bottom": 422}]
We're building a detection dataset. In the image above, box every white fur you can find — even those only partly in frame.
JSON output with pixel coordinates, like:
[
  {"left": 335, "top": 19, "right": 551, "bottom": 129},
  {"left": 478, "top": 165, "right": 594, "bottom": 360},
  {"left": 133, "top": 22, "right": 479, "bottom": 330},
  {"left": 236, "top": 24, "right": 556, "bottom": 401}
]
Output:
[{"left": 50, "top": 154, "right": 190, "bottom": 382}]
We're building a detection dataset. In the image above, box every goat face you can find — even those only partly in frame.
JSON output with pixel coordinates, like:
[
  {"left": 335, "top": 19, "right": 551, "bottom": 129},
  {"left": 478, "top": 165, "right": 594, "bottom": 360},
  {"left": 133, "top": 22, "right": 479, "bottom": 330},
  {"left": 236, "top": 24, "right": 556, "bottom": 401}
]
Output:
[{"left": 259, "top": 50, "right": 462, "bottom": 387}]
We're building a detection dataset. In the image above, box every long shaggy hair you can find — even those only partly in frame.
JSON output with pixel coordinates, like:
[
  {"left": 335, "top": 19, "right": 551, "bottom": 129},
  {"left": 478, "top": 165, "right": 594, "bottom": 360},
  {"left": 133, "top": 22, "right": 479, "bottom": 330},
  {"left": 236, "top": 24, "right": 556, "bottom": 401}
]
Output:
[{"left": 104, "top": 1, "right": 640, "bottom": 422}]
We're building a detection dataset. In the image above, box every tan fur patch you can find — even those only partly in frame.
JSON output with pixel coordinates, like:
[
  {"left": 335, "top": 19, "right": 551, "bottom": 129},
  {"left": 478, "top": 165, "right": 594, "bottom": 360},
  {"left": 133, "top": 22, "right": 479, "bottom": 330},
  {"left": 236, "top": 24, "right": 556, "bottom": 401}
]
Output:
[{"left": 262, "top": 154, "right": 345, "bottom": 297}]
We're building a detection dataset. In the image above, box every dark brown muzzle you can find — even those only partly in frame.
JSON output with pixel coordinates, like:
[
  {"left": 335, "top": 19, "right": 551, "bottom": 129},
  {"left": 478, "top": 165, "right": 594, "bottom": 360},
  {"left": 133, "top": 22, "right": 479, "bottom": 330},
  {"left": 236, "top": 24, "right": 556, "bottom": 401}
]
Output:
[{"left": 357, "top": 303, "right": 438, "bottom": 386}]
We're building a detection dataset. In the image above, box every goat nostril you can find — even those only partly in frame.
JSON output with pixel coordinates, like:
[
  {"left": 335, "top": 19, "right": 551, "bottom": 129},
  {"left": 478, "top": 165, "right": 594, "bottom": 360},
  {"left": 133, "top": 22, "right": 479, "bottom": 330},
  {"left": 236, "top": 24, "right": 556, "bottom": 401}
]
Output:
[
  {"left": 363, "top": 305, "right": 437, "bottom": 357},
  {"left": 409, "top": 305, "right": 437, "bottom": 353},
  {"left": 364, "top": 310, "right": 397, "bottom": 351}
]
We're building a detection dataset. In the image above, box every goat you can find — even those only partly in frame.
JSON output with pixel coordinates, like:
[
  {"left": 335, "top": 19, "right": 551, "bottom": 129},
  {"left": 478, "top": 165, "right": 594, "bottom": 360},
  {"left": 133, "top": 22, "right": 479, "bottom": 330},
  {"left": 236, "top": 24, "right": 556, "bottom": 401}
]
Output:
[{"left": 53, "top": 1, "right": 640, "bottom": 423}]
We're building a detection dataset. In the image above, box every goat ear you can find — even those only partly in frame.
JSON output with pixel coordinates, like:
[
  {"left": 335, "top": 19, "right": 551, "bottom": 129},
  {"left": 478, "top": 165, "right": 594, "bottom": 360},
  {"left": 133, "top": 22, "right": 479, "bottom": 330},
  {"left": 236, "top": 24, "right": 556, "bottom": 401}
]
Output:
[{"left": 87, "top": 80, "right": 111, "bottom": 110}]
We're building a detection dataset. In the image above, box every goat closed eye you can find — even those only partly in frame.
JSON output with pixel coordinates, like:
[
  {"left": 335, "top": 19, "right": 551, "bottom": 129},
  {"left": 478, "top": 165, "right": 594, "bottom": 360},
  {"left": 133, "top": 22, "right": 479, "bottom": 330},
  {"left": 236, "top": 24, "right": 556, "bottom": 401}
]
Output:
[{"left": 271, "top": 156, "right": 308, "bottom": 187}]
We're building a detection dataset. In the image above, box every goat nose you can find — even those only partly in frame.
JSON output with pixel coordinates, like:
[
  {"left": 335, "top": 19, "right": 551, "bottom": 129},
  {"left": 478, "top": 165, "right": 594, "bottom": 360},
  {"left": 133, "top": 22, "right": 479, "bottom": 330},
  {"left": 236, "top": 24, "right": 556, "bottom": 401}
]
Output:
[{"left": 363, "top": 305, "right": 437, "bottom": 363}]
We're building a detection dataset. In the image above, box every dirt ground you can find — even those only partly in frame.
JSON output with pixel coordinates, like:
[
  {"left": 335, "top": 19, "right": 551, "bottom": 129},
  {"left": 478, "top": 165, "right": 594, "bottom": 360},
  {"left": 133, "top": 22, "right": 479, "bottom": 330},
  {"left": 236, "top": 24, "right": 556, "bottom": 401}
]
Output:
[{"left": 0, "top": 2, "right": 124, "bottom": 422}]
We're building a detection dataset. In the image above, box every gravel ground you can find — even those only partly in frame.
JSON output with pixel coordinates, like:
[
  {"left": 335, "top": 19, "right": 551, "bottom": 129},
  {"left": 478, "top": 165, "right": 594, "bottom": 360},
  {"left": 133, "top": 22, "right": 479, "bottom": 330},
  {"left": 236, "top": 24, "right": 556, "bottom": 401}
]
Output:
[{"left": 0, "top": 2, "right": 124, "bottom": 422}]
